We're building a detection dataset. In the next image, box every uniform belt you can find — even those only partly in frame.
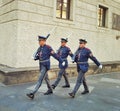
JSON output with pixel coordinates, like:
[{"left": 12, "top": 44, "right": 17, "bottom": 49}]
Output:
[
  {"left": 39, "top": 59, "right": 50, "bottom": 63},
  {"left": 62, "top": 58, "right": 67, "bottom": 61},
  {"left": 77, "top": 62, "right": 88, "bottom": 64}
]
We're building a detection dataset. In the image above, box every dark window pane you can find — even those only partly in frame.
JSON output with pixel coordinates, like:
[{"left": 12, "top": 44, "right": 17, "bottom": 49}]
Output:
[
  {"left": 56, "top": 10, "right": 61, "bottom": 18},
  {"left": 62, "top": 3, "right": 67, "bottom": 11},
  {"left": 56, "top": 2, "right": 61, "bottom": 10},
  {"left": 57, "top": 0, "right": 62, "bottom": 2},
  {"left": 62, "top": 11, "right": 67, "bottom": 19},
  {"left": 63, "top": 0, "right": 67, "bottom": 3},
  {"left": 56, "top": 0, "right": 71, "bottom": 20},
  {"left": 98, "top": 5, "right": 108, "bottom": 27}
]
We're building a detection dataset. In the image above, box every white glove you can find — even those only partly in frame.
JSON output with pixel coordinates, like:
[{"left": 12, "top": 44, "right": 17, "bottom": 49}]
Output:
[
  {"left": 99, "top": 64, "right": 103, "bottom": 69},
  {"left": 71, "top": 60, "right": 74, "bottom": 63},
  {"left": 31, "top": 56, "right": 34, "bottom": 60},
  {"left": 62, "top": 61, "right": 65, "bottom": 66}
]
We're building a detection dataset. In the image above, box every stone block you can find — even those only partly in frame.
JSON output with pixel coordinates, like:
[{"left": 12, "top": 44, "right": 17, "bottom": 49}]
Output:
[
  {"left": 117, "top": 65, "right": 120, "bottom": 70},
  {"left": 102, "top": 66, "right": 111, "bottom": 73},
  {"left": 44, "top": 0, "right": 54, "bottom": 7},
  {"left": 111, "top": 64, "right": 119, "bottom": 72},
  {"left": 0, "top": 73, "right": 4, "bottom": 82},
  {"left": 66, "top": 69, "right": 72, "bottom": 77},
  {"left": 86, "top": 18, "right": 97, "bottom": 25},
  {"left": 1, "top": 0, "right": 13, "bottom": 6},
  {"left": 18, "top": 1, "right": 37, "bottom": 12},
  {"left": 76, "top": 15, "right": 86, "bottom": 23},
  {"left": 28, "top": 13, "right": 43, "bottom": 23},
  {"left": 4, "top": 74, "right": 18, "bottom": 85},
  {"left": 48, "top": 71, "right": 57, "bottom": 80},
  {"left": 0, "top": 21, "right": 18, "bottom": 67},
  {"left": 17, "top": 11, "right": 29, "bottom": 20},
  {"left": 77, "top": 1, "right": 87, "bottom": 9},
  {"left": 87, "top": 69, "right": 94, "bottom": 75},
  {"left": 86, "top": 4, "right": 96, "bottom": 12},
  {"left": 70, "top": 68, "right": 78, "bottom": 77},
  {"left": 76, "top": 8, "right": 82, "bottom": 15},
  {"left": 36, "top": 5, "right": 52, "bottom": 16},
  {"left": 28, "top": 0, "right": 44, "bottom": 5},
  {"left": 0, "top": 10, "right": 17, "bottom": 23}
]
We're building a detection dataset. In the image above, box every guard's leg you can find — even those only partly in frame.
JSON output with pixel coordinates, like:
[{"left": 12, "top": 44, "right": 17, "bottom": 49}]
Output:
[
  {"left": 26, "top": 65, "right": 47, "bottom": 99},
  {"left": 44, "top": 72, "right": 53, "bottom": 95},
  {"left": 81, "top": 76, "right": 89, "bottom": 94},
  {"left": 52, "top": 69, "right": 65, "bottom": 89},
  {"left": 69, "top": 70, "right": 85, "bottom": 98},
  {"left": 62, "top": 70, "right": 70, "bottom": 88},
  {"left": 32, "top": 66, "right": 47, "bottom": 94}
]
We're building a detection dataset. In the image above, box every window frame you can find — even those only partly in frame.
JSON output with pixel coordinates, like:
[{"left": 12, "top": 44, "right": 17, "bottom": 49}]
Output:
[
  {"left": 56, "top": 0, "right": 71, "bottom": 20},
  {"left": 98, "top": 5, "right": 108, "bottom": 28}
]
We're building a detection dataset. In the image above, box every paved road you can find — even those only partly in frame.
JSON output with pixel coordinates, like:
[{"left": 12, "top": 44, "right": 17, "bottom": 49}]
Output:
[{"left": 0, "top": 72, "right": 120, "bottom": 111}]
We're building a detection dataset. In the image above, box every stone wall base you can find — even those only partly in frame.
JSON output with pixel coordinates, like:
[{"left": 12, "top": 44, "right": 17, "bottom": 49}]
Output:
[{"left": 0, "top": 61, "right": 120, "bottom": 85}]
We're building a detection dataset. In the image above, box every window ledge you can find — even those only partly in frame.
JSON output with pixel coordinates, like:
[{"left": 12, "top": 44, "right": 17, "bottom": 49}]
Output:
[
  {"left": 97, "top": 26, "right": 110, "bottom": 31},
  {"left": 53, "top": 17, "right": 75, "bottom": 25}
]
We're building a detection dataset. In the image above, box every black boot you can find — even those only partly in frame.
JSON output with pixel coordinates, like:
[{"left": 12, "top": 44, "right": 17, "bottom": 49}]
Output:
[
  {"left": 44, "top": 90, "right": 53, "bottom": 95},
  {"left": 51, "top": 84, "right": 56, "bottom": 89},
  {"left": 68, "top": 92, "right": 75, "bottom": 98},
  {"left": 26, "top": 93, "right": 34, "bottom": 99},
  {"left": 62, "top": 85, "right": 70, "bottom": 88},
  {"left": 81, "top": 90, "right": 89, "bottom": 95}
]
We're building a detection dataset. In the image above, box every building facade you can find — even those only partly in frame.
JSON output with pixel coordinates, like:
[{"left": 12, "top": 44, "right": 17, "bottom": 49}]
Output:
[{"left": 0, "top": 0, "right": 120, "bottom": 68}]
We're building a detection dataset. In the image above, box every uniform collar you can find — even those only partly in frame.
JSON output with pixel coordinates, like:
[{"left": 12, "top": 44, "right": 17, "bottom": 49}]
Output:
[
  {"left": 61, "top": 45, "right": 66, "bottom": 48},
  {"left": 79, "top": 47, "right": 85, "bottom": 50},
  {"left": 40, "top": 44, "right": 46, "bottom": 48}
]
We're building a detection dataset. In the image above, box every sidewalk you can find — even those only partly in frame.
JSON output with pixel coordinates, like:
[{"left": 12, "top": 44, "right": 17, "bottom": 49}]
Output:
[{"left": 0, "top": 72, "right": 120, "bottom": 111}]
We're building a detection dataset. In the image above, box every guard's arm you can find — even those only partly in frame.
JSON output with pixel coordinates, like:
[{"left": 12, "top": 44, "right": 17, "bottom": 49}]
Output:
[
  {"left": 68, "top": 48, "right": 74, "bottom": 58},
  {"left": 88, "top": 50, "right": 101, "bottom": 66},
  {"left": 33, "top": 48, "right": 39, "bottom": 61},
  {"left": 50, "top": 47, "right": 63, "bottom": 63},
  {"left": 72, "top": 48, "right": 79, "bottom": 63}
]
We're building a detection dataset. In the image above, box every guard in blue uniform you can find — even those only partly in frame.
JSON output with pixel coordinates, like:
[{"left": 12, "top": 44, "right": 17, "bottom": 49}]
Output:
[
  {"left": 26, "top": 34, "right": 63, "bottom": 99},
  {"left": 69, "top": 39, "right": 102, "bottom": 98},
  {"left": 51, "top": 38, "right": 73, "bottom": 89}
]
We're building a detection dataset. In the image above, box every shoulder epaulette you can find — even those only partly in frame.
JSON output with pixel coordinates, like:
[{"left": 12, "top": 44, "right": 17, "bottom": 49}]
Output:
[
  {"left": 85, "top": 47, "right": 90, "bottom": 51},
  {"left": 46, "top": 44, "right": 51, "bottom": 48},
  {"left": 65, "top": 46, "right": 70, "bottom": 49}
]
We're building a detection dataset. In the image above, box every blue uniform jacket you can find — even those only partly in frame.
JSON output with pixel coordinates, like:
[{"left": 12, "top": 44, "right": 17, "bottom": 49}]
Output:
[
  {"left": 57, "top": 46, "right": 73, "bottom": 69},
  {"left": 73, "top": 47, "right": 101, "bottom": 73},
  {"left": 34, "top": 44, "right": 63, "bottom": 70}
]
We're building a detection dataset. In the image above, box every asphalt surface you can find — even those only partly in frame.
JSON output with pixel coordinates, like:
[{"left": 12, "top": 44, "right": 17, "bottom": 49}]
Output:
[{"left": 0, "top": 72, "right": 120, "bottom": 111}]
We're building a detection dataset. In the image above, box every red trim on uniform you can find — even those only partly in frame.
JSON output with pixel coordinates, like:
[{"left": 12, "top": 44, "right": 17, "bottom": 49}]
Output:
[
  {"left": 65, "top": 46, "right": 70, "bottom": 49},
  {"left": 46, "top": 44, "right": 51, "bottom": 48},
  {"left": 85, "top": 47, "right": 90, "bottom": 51}
]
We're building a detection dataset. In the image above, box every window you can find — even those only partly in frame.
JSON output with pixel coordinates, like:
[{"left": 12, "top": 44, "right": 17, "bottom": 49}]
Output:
[
  {"left": 56, "top": 0, "right": 71, "bottom": 20},
  {"left": 98, "top": 5, "right": 108, "bottom": 27},
  {"left": 112, "top": 13, "right": 120, "bottom": 31}
]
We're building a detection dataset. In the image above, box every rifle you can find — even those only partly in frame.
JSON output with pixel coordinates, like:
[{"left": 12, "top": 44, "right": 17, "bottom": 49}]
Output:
[{"left": 46, "top": 26, "right": 57, "bottom": 38}]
